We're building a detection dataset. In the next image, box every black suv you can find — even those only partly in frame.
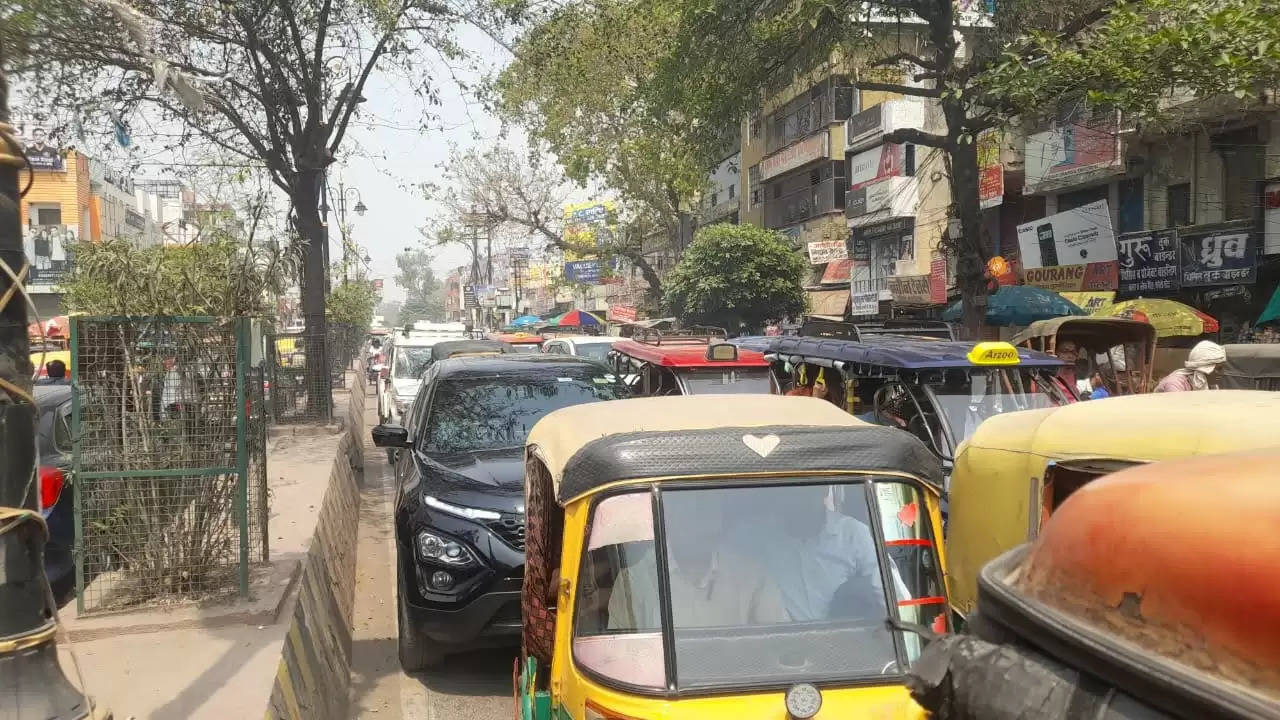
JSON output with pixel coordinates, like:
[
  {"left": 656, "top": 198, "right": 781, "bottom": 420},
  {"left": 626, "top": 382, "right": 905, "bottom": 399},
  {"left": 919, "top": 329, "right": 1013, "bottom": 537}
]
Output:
[{"left": 371, "top": 355, "right": 629, "bottom": 669}]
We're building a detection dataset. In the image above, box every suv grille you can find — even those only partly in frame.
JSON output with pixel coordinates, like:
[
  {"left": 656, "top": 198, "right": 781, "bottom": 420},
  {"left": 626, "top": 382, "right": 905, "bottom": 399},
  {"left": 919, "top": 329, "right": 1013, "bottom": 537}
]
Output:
[{"left": 485, "top": 513, "right": 526, "bottom": 550}]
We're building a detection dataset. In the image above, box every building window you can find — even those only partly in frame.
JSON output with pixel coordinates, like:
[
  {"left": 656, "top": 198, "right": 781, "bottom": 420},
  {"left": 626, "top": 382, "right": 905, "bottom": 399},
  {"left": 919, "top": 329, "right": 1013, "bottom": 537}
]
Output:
[
  {"left": 34, "top": 206, "right": 62, "bottom": 226},
  {"left": 728, "top": 184, "right": 735, "bottom": 199},
  {"left": 1166, "top": 183, "right": 1191, "bottom": 227},
  {"left": 1117, "top": 178, "right": 1143, "bottom": 233}
]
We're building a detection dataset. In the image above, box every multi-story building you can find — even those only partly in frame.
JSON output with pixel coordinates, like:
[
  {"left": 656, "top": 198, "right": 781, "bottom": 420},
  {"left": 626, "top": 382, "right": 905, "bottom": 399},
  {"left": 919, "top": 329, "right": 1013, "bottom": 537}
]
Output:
[
  {"left": 19, "top": 132, "right": 92, "bottom": 318},
  {"left": 90, "top": 164, "right": 162, "bottom": 247}
]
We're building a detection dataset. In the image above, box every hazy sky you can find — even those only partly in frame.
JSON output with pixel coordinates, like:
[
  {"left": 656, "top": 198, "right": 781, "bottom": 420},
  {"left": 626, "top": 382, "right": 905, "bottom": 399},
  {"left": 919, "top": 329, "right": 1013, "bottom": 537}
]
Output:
[{"left": 332, "top": 26, "right": 516, "bottom": 304}]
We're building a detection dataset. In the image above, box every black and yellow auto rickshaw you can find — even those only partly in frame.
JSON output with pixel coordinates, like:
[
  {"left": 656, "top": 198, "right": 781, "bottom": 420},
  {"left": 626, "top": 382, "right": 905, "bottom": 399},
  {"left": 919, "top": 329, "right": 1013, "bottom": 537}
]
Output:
[
  {"left": 909, "top": 449, "right": 1280, "bottom": 719},
  {"left": 1219, "top": 343, "right": 1280, "bottom": 390},
  {"left": 517, "top": 395, "right": 948, "bottom": 719},
  {"left": 1010, "top": 316, "right": 1157, "bottom": 395}
]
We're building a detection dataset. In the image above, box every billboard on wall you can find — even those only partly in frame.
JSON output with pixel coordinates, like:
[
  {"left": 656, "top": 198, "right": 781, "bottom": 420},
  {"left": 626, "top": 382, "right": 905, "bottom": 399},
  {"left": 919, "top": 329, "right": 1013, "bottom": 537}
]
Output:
[
  {"left": 562, "top": 200, "right": 617, "bottom": 262},
  {"left": 1023, "top": 263, "right": 1118, "bottom": 292},
  {"left": 847, "top": 143, "right": 906, "bottom": 190},
  {"left": 24, "top": 224, "right": 75, "bottom": 291},
  {"left": 807, "top": 240, "right": 848, "bottom": 264},
  {"left": 17, "top": 123, "right": 65, "bottom": 171},
  {"left": 1024, "top": 112, "right": 1123, "bottom": 194},
  {"left": 1016, "top": 200, "right": 1117, "bottom": 269},
  {"left": 1117, "top": 229, "right": 1179, "bottom": 294}
]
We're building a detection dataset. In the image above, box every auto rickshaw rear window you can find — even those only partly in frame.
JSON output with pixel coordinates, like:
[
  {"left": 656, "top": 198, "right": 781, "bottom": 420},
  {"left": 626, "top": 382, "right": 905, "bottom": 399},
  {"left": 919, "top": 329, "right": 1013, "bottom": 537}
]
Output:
[{"left": 570, "top": 477, "right": 947, "bottom": 693}]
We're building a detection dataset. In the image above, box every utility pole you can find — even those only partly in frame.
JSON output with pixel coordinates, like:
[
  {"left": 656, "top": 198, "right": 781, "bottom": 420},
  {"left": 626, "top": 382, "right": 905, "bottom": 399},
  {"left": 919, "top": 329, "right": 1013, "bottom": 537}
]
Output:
[{"left": 0, "top": 44, "right": 100, "bottom": 719}]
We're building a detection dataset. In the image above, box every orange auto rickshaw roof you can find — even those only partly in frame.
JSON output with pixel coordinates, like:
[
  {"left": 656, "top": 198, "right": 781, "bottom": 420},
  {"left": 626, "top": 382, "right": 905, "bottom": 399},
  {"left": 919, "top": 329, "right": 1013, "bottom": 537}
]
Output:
[{"left": 1011, "top": 449, "right": 1280, "bottom": 702}]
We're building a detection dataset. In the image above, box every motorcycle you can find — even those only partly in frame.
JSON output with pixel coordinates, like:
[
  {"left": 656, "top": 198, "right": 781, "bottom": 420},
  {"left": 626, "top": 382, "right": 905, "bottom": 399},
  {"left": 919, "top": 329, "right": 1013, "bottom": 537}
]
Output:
[{"left": 367, "top": 352, "right": 386, "bottom": 386}]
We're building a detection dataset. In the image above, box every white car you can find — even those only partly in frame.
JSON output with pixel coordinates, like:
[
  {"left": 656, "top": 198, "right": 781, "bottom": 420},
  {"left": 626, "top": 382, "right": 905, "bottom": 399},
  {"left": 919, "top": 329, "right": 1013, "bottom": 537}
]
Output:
[
  {"left": 377, "top": 325, "right": 469, "bottom": 426},
  {"left": 540, "top": 335, "right": 621, "bottom": 363}
]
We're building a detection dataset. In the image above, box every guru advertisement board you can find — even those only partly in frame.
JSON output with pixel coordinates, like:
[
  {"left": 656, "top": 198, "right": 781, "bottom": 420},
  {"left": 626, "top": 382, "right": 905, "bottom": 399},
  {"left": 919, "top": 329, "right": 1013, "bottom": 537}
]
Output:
[{"left": 1117, "top": 229, "right": 1179, "bottom": 294}]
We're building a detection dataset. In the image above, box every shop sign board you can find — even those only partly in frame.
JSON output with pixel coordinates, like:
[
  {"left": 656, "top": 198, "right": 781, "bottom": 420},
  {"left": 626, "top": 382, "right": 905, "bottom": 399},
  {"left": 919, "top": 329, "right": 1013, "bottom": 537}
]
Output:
[
  {"left": 846, "top": 176, "right": 916, "bottom": 219},
  {"left": 887, "top": 274, "right": 933, "bottom": 304},
  {"left": 1023, "top": 262, "right": 1118, "bottom": 292},
  {"left": 564, "top": 260, "right": 601, "bottom": 284},
  {"left": 1180, "top": 226, "right": 1256, "bottom": 287},
  {"left": 1264, "top": 182, "right": 1280, "bottom": 255},
  {"left": 978, "top": 129, "right": 1004, "bottom": 209},
  {"left": 608, "top": 305, "right": 638, "bottom": 323},
  {"left": 807, "top": 239, "right": 848, "bottom": 264},
  {"left": 1117, "top": 229, "right": 1179, "bottom": 294},
  {"left": 929, "top": 256, "right": 947, "bottom": 304},
  {"left": 760, "top": 131, "right": 829, "bottom": 180},
  {"left": 848, "top": 143, "right": 906, "bottom": 190},
  {"left": 849, "top": 290, "right": 880, "bottom": 316},
  {"left": 1016, "top": 200, "right": 1117, "bottom": 269}
]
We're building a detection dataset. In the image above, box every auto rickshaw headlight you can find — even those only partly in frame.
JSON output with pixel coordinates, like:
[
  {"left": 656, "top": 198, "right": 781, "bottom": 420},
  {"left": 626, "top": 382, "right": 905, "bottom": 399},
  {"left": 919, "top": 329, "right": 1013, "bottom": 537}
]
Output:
[{"left": 416, "top": 530, "right": 477, "bottom": 567}]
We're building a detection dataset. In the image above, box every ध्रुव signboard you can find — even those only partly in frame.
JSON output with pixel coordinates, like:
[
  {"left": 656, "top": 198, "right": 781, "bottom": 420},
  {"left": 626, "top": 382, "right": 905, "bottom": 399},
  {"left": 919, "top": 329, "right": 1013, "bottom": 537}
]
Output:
[
  {"left": 1117, "top": 229, "right": 1179, "bottom": 294},
  {"left": 1179, "top": 226, "right": 1256, "bottom": 287},
  {"left": 807, "top": 239, "right": 848, "bottom": 265},
  {"left": 1016, "top": 200, "right": 1117, "bottom": 269}
]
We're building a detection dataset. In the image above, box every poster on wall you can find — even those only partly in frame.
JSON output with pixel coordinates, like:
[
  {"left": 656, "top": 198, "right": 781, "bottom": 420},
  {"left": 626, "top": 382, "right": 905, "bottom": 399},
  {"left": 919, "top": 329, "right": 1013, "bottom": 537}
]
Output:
[
  {"left": 18, "top": 124, "right": 65, "bottom": 171},
  {"left": 23, "top": 224, "right": 75, "bottom": 290},
  {"left": 1179, "top": 226, "right": 1256, "bottom": 287},
  {"left": 1016, "top": 200, "right": 1117, "bottom": 269},
  {"left": 1117, "top": 229, "right": 1179, "bottom": 294}
]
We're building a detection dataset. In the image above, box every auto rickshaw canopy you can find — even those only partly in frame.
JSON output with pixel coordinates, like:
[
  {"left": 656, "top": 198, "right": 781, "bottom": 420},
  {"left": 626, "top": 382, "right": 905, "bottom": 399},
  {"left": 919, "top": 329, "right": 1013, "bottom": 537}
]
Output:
[
  {"left": 1219, "top": 343, "right": 1280, "bottom": 390},
  {"left": 770, "top": 335, "right": 1062, "bottom": 375},
  {"left": 985, "top": 449, "right": 1280, "bottom": 715},
  {"left": 1008, "top": 316, "right": 1156, "bottom": 355},
  {"left": 526, "top": 394, "right": 944, "bottom": 505},
  {"left": 946, "top": 390, "right": 1280, "bottom": 616}
]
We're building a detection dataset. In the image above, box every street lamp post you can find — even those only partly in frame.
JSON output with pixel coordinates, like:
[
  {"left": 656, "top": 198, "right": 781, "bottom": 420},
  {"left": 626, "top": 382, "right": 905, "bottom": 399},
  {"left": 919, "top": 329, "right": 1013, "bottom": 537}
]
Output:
[{"left": 335, "top": 180, "right": 367, "bottom": 284}]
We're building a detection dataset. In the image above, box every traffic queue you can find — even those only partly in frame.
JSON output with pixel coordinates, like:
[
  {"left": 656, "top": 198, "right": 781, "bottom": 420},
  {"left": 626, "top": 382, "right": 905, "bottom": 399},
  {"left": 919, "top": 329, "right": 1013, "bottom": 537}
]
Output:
[{"left": 368, "top": 314, "right": 1279, "bottom": 720}]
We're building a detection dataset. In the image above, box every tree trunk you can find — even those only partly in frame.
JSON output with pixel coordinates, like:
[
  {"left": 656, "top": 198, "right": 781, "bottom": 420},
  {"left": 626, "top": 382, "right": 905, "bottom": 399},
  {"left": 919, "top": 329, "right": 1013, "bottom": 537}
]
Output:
[
  {"left": 293, "top": 169, "right": 331, "bottom": 421},
  {"left": 945, "top": 103, "right": 990, "bottom": 340}
]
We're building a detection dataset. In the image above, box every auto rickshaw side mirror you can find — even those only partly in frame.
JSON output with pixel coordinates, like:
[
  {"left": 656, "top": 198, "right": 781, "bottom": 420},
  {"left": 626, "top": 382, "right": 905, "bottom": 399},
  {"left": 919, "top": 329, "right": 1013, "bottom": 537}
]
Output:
[{"left": 371, "top": 424, "right": 411, "bottom": 448}]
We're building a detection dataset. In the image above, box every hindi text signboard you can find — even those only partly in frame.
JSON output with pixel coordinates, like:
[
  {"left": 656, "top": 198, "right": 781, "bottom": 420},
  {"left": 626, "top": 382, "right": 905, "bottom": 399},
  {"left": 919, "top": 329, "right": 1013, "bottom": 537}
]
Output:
[{"left": 1117, "top": 229, "right": 1179, "bottom": 294}]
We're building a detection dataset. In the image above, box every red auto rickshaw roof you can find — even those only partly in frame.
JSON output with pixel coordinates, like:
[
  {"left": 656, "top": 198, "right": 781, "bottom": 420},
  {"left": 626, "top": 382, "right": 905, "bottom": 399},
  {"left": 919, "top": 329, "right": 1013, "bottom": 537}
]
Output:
[
  {"left": 1012, "top": 449, "right": 1280, "bottom": 699},
  {"left": 611, "top": 338, "right": 771, "bottom": 369},
  {"left": 488, "top": 332, "right": 543, "bottom": 345}
]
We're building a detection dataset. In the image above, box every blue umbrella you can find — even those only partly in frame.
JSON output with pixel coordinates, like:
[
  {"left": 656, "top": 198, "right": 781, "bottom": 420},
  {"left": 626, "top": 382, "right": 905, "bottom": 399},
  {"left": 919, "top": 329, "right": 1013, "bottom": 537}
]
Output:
[
  {"left": 942, "top": 286, "right": 1085, "bottom": 326},
  {"left": 511, "top": 315, "right": 541, "bottom": 327}
]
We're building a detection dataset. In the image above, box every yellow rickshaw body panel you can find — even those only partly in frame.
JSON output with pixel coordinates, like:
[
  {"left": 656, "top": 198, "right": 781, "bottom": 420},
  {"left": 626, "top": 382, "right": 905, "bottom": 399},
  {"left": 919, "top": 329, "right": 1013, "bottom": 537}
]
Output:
[
  {"left": 551, "top": 493, "right": 930, "bottom": 720},
  {"left": 946, "top": 390, "right": 1280, "bottom": 615}
]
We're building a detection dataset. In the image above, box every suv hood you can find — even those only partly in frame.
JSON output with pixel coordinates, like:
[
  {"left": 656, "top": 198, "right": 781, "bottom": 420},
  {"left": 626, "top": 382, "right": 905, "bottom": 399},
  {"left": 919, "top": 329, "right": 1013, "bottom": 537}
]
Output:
[{"left": 421, "top": 446, "right": 525, "bottom": 494}]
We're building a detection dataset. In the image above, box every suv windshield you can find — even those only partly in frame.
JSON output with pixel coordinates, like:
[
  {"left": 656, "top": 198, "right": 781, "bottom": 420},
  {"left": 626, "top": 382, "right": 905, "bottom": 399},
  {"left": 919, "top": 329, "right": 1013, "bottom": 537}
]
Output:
[
  {"left": 678, "top": 368, "right": 772, "bottom": 394},
  {"left": 393, "top": 346, "right": 435, "bottom": 378},
  {"left": 424, "top": 371, "right": 628, "bottom": 453},
  {"left": 573, "top": 478, "right": 945, "bottom": 691}
]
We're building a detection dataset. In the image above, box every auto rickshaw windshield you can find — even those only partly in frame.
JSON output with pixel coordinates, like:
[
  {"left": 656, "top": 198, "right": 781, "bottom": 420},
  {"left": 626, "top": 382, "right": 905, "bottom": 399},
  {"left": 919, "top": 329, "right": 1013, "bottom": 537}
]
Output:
[
  {"left": 572, "top": 477, "right": 945, "bottom": 692},
  {"left": 923, "top": 369, "right": 1062, "bottom": 453},
  {"left": 677, "top": 367, "right": 774, "bottom": 394}
]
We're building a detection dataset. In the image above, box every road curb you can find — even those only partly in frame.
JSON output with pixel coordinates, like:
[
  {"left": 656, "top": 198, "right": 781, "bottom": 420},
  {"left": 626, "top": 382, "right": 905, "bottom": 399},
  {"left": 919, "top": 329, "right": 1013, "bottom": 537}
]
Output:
[{"left": 265, "top": 376, "right": 365, "bottom": 720}]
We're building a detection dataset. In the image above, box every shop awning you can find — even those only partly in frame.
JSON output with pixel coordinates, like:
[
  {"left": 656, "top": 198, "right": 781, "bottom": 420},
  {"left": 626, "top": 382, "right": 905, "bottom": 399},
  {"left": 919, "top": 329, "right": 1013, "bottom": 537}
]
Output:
[{"left": 807, "top": 289, "right": 850, "bottom": 317}]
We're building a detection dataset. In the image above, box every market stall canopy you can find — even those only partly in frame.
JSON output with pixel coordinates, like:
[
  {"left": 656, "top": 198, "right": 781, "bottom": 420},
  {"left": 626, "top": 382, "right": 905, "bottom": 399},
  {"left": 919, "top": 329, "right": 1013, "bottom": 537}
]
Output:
[
  {"left": 1091, "top": 298, "right": 1218, "bottom": 338},
  {"left": 547, "top": 309, "right": 603, "bottom": 327},
  {"left": 942, "top": 286, "right": 1085, "bottom": 326},
  {"left": 511, "top": 315, "right": 542, "bottom": 327}
]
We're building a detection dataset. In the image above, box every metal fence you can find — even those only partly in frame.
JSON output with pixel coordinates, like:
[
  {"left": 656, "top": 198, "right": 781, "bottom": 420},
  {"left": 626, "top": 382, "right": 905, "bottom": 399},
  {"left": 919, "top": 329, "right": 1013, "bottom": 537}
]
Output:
[
  {"left": 267, "top": 322, "right": 363, "bottom": 424},
  {"left": 71, "top": 316, "right": 266, "bottom": 613}
]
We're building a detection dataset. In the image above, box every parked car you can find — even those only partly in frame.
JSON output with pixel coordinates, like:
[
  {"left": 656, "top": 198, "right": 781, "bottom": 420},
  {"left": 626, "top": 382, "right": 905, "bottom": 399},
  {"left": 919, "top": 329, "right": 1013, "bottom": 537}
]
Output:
[
  {"left": 539, "top": 334, "right": 620, "bottom": 362},
  {"left": 34, "top": 385, "right": 74, "bottom": 600},
  {"left": 377, "top": 324, "right": 470, "bottom": 427},
  {"left": 371, "top": 355, "right": 630, "bottom": 670}
]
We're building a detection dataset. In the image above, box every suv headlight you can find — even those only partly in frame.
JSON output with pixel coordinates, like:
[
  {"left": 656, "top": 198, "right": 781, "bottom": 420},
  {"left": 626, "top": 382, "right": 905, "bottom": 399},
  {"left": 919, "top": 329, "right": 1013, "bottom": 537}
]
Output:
[
  {"left": 424, "top": 494, "right": 501, "bottom": 521},
  {"left": 416, "top": 530, "right": 478, "bottom": 567}
]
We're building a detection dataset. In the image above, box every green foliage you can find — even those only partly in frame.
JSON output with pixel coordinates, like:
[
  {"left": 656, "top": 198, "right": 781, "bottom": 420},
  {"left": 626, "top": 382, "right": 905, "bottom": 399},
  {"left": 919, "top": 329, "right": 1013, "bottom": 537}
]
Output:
[
  {"left": 326, "top": 280, "right": 377, "bottom": 330},
  {"left": 980, "top": 0, "right": 1280, "bottom": 125},
  {"left": 663, "top": 224, "right": 806, "bottom": 331},
  {"left": 60, "top": 238, "right": 289, "bottom": 317},
  {"left": 395, "top": 249, "right": 445, "bottom": 324}
]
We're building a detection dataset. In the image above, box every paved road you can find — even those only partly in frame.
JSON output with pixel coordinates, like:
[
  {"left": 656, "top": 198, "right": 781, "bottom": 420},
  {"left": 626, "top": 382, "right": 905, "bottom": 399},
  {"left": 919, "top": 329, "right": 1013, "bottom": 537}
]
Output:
[{"left": 349, "top": 418, "right": 515, "bottom": 719}]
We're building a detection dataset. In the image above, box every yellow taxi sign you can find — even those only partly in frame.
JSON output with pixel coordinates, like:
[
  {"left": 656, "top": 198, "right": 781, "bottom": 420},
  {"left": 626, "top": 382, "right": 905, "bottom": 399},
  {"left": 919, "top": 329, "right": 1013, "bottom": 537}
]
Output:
[{"left": 967, "top": 341, "right": 1021, "bottom": 366}]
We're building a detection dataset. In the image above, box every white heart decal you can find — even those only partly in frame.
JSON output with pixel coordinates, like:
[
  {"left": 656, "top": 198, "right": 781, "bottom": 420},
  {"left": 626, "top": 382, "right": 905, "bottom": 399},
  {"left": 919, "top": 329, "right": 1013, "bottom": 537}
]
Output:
[{"left": 742, "top": 433, "right": 781, "bottom": 458}]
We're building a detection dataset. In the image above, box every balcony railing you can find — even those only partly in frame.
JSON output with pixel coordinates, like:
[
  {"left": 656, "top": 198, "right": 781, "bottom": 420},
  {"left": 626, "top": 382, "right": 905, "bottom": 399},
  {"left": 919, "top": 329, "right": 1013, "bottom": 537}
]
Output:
[
  {"left": 766, "top": 99, "right": 833, "bottom": 155},
  {"left": 764, "top": 178, "right": 842, "bottom": 229}
]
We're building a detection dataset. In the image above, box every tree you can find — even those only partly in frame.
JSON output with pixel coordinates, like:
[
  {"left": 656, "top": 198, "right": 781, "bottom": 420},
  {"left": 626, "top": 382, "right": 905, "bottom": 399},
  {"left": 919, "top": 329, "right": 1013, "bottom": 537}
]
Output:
[
  {"left": 648, "top": 0, "right": 1280, "bottom": 336},
  {"left": 11, "top": 0, "right": 501, "bottom": 412},
  {"left": 493, "top": 0, "right": 718, "bottom": 297},
  {"left": 426, "top": 147, "right": 667, "bottom": 302},
  {"left": 325, "top": 278, "right": 377, "bottom": 329},
  {"left": 395, "top": 248, "right": 445, "bottom": 324},
  {"left": 61, "top": 237, "right": 292, "bottom": 317},
  {"left": 663, "top": 224, "right": 806, "bottom": 332}
]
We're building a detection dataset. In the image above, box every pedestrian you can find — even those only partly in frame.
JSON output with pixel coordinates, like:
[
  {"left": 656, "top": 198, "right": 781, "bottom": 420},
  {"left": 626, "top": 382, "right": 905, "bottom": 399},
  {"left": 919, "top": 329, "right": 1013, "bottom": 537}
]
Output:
[
  {"left": 1154, "top": 340, "right": 1226, "bottom": 392},
  {"left": 1086, "top": 372, "right": 1111, "bottom": 400},
  {"left": 764, "top": 319, "right": 782, "bottom": 337}
]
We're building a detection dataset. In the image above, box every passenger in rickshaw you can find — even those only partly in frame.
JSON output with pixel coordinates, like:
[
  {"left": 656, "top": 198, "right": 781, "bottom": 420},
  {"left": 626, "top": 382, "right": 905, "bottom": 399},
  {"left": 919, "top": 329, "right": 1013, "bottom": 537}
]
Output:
[{"left": 607, "top": 492, "right": 788, "bottom": 629}]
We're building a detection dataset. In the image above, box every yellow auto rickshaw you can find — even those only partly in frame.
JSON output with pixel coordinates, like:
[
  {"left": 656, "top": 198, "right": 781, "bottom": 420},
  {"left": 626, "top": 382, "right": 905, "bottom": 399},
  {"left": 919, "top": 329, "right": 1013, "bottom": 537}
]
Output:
[
  {"left": 1010, "top": 316, "right": 1157, "bottom": 395},
  {"left": 945, "top": 390, "right": 1280, "bottom": 618},
  {"left": 910, "top": 449, "right": 1280, "bottom": 719},
  {"left": 517, "top": 394, "right": 949, "bottom": 720}
]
